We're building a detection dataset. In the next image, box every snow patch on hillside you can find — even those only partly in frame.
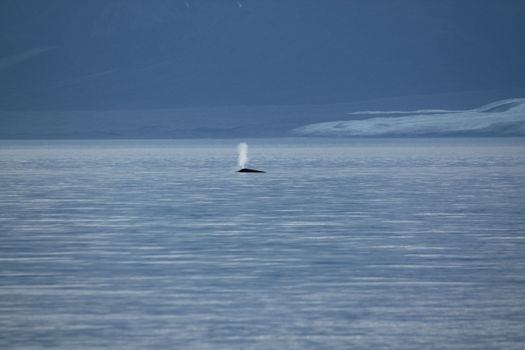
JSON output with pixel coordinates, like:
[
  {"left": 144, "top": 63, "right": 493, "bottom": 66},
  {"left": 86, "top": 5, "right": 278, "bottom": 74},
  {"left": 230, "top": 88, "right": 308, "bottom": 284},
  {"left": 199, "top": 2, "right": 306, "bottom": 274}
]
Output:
[{"left": 291, "top": 99, "right": 525, "bottom": 137}]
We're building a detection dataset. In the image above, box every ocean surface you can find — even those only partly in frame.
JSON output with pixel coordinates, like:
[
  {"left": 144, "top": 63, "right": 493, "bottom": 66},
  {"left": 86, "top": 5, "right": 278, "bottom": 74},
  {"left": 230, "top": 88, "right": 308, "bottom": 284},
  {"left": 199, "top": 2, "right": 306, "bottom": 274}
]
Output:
[{"left": 1, "top": 138, "right": 524, "bottom": 349}]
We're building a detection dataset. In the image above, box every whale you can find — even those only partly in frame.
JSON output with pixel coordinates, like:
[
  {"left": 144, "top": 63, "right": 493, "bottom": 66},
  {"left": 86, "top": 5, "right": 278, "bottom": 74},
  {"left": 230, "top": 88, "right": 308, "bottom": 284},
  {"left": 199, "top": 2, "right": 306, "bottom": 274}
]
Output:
[{"left": 237, "top": 168, "right": 265, "bottom": 173}]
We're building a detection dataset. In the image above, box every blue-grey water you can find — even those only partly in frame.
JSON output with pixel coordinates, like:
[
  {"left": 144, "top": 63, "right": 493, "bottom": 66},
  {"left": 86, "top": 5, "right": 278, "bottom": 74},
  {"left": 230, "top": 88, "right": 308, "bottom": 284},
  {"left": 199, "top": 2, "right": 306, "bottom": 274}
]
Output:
[{"left": 1, "top": 138, "right": 525, "bottom": 349}]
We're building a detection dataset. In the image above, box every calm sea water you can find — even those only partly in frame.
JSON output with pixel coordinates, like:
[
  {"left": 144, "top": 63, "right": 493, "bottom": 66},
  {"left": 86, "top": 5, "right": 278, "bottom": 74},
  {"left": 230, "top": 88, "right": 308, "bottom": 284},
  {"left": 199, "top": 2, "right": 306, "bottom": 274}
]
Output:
[{"left": 1, "top": 138, "right": 525, "bottom": 349}]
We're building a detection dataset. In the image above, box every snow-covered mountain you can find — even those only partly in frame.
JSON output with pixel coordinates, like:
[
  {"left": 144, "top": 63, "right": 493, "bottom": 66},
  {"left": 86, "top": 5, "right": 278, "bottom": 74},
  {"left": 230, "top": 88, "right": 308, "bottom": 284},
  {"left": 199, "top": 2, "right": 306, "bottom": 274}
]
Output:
[{"left": 291, "top": 99, "right": 525, "bottom": 137}]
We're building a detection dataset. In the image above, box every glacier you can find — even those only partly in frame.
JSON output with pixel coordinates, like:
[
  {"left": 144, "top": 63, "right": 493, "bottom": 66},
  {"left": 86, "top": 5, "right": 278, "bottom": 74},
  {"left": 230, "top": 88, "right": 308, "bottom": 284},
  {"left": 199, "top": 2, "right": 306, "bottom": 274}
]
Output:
[{"left": 291, "top": 98, "right": 525, "bottom": 137}]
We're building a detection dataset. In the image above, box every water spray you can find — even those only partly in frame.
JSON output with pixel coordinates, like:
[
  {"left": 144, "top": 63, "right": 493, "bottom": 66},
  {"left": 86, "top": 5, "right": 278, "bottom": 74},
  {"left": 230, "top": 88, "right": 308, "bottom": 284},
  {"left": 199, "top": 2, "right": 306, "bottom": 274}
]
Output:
[
  {"left": 238, "top": 142, "right": 249, "bottom": 169},
  {"left": 237, "top": 142, "right": 265, "bottom": 173}
]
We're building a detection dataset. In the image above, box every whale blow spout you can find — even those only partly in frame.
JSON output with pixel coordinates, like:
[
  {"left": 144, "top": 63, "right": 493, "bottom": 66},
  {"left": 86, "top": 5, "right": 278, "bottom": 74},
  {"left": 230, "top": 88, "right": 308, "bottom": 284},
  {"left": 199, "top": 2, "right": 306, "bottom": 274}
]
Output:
[
  {"left": 237, "top": 168, "right": 265, "bottom": 173},
  {"left": 237, "top": 142, "right": 265, "bottom": 173}
]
